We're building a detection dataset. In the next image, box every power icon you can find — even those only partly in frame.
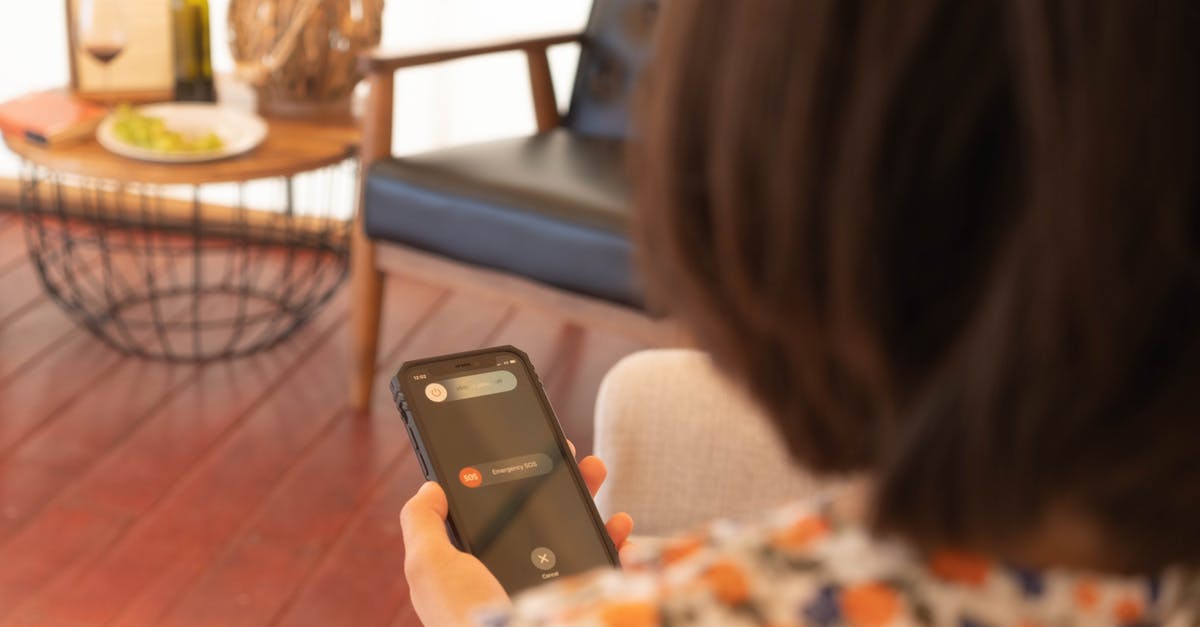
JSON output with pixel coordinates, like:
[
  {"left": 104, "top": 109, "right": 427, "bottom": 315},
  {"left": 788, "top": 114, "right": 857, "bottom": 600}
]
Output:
[{"left": 425, "top": 383, "right": 447, "bottom": 402}]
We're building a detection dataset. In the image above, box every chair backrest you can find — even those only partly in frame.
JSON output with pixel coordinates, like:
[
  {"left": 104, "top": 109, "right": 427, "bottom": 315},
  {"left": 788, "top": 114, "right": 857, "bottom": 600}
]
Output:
[{"left": 563, "top": 0, "right": 659, "bottom": 140}]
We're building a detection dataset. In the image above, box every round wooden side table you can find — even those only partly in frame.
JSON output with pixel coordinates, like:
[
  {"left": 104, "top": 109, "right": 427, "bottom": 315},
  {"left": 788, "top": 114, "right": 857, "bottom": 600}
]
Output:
[{"left": 3, "top": 116, "right": 359, "bottom": 361}]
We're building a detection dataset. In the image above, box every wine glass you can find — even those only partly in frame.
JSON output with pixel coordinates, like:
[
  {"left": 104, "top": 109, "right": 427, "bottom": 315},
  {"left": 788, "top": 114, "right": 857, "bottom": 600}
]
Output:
[{"left": 75, "top": 0, "right": 128, "bottom": 105}]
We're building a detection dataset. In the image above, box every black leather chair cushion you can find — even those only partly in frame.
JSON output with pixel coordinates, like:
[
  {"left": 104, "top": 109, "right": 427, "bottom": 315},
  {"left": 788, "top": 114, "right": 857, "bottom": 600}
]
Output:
[{"left": 364, "top": 130, "right": 642, "bottom": 307}]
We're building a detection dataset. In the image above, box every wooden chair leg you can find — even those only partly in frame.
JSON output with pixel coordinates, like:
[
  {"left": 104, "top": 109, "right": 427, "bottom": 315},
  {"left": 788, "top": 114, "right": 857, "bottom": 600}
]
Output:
[
  {"left": 350, "top": 69, "right": 395, "bottom": 413},
  {"left": 350, "top": 225, "right": 383, "bottom": 413}
]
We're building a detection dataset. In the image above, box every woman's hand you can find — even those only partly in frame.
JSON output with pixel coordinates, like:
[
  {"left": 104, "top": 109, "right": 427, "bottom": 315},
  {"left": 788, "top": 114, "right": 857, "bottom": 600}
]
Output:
[
  {"left": 400, "top": 444, "right": 635, "bottom": 627},
  {"left": 400, "top": 481, "right": 508, "bottom": 627}
]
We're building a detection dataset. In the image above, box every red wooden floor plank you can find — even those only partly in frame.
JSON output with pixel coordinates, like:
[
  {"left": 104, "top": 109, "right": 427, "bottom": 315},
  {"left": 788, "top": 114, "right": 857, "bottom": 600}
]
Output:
[
  {"left": 148, "top": 290, "right": 507, "bottom": 627},
  {"left": 0, "top": 245, "right": 237, "bottom": 461},
  {"left": 0, "top": 215, "right": 30, "bottom": 272},
  {"left": 0, "top": 205, "right": 45, "bottom": 319},
  {"left": 486, "top": 309, "right": 602, "bottom": 450},
  {"left": 0, "top": 354, "right": 195, "bottom": 543},
  {"left": 487, "top": 306, "right": 571, "bottom": 372},
  {"left": 389, "top": 604, "right": 420, "bottom": 627},
  {"left": 0, "top": 263, "right": 46, "bottom": 329},
  {"left": 0, "top": 293, "right": 243, "bottom": 567},
  {"left": 543, "top": 329, "right": 647, "bottom": 456},
  {"left": 271, "top": 453, "right": 423, "bottom": 627},
  {"left": 0, "top": 273, "right": 237, "bottom": 473},
  {"left": 0, "top": 299, "right": 80, "bottom": 385},
  {"left": 0, "top": 324, "right": 126, "bottom": 458},
  {"left": 121, "top": 282, "right": 456, "bottom": 624},
  {"left": 0, "top": 503, "right": 133, "bottom": 625},
  {"left": 0, "top": 239, "right": 169, "bottom": 391},
  {"left": 153, "top": 410, "right": 407, "bottom": 627},
  {"left": 86, "top": 282, "right": 447, "bottom": 626},
  {"left": 0, "top": 291, "right": 354, "bottom": 625}
]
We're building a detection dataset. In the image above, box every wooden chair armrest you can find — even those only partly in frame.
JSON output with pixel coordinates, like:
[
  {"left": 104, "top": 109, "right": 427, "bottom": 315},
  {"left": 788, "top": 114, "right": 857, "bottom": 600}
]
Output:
[{"left": 360, "top": 31, "right": 581, "bottom": 75}]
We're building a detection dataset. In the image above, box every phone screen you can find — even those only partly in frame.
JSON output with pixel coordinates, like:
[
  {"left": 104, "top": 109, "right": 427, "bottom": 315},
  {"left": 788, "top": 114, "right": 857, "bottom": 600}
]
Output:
[{"left": 403, "top": 350, "right": 616, "bottom": 593}]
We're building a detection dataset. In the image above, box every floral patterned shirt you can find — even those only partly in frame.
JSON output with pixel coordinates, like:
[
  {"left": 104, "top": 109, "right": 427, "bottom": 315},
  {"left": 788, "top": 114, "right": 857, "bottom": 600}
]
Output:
[{"left": 486, "top": 500, "right": 1200, "bottom": 626}]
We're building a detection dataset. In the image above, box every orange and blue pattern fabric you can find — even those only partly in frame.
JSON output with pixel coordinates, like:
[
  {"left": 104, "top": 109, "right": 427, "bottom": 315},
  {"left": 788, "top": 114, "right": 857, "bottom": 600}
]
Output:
[{"left": 486, "top": 500, "right": 1200, "bottom": 626}]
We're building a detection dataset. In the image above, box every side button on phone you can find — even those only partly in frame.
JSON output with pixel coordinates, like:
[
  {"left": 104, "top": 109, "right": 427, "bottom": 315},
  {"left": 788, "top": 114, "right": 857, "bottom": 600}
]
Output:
[{"left": 416, "top": 452, "right": 431, "bottom": 479}]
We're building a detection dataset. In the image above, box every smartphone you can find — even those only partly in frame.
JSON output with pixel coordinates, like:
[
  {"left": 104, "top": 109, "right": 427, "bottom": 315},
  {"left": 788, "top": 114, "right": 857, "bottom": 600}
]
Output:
[{"left": 390, "top": 345, "right": 619, "bottom": 594}]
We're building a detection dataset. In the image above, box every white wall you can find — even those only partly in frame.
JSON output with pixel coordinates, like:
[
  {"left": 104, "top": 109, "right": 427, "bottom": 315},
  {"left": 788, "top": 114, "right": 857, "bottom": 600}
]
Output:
[{"left": 0, "top": 0, "right": 590, "bottom": 175}]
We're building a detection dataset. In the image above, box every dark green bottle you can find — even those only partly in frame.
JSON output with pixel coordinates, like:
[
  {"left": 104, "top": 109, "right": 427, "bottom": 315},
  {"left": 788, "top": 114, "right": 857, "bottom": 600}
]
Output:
[{"left": 172, "top": 0, "right": 216, "bottom": 102}]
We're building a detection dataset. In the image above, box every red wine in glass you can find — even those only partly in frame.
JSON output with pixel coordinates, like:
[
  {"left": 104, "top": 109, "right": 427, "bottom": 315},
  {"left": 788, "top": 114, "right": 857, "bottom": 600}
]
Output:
[
  {"left": 84, "top": 42, "right": 125, "bottom": 65},
  {"left": 76, "top": 0, "right": 128, "bottom": 103}
]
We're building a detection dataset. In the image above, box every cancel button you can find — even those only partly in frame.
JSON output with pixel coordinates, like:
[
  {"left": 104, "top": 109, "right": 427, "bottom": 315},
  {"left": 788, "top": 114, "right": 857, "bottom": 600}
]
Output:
[{"left": 530, "top": 547, "right": 557, "bottom": 571}]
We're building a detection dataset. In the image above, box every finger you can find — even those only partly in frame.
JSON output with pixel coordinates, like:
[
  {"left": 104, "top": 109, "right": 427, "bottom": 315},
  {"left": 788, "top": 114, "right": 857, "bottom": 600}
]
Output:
[
  {"left": 605, "top": 512, "right": 634, "bottom": 549},
  {"left": 399, "top": 482, "right": 454, "bottom": 559},
  {"left": 618, "top": 540, "right": 637, "bottom": 567},
  {"left": 567, "top": 439, "right": 577, "bottom": 459},
  {"left": 578, "top": 455, "right": 607, "bottom": 497}
]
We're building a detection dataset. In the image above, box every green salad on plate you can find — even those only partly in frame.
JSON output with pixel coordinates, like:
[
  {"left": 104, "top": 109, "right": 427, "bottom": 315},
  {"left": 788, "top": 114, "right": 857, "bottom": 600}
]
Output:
[{"left": 110, "top": 105, "right": 224, "bottom": 154}]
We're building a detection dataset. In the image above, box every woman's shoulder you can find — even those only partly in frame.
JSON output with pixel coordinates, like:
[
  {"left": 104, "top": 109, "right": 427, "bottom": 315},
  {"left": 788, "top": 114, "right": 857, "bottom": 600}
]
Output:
[{"left": 490, "top": 499, "right": 1199, "bottom": 626}]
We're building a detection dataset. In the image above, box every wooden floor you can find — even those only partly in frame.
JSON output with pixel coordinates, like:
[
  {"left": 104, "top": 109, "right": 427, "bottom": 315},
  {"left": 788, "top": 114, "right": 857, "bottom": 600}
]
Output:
[{"left": 0, "top": 210, "right": 651, "bottom": 626}]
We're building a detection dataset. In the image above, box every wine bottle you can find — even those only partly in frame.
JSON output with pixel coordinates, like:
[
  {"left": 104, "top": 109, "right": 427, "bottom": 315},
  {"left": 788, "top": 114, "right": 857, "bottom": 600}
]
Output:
[{"left": 172, "top": 0, "right": 216, "bottom": 102}]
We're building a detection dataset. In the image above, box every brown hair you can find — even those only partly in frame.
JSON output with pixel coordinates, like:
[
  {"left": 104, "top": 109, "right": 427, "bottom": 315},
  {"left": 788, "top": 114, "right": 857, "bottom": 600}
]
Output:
[{"left": 635, "top": 0, "right": 1200, "bottom": 570}]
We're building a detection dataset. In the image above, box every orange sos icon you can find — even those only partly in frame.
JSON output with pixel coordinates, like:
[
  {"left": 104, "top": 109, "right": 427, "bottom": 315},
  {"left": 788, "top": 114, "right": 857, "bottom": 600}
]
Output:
[{"left": 459, "top": 466, "right": 483, "bottom": 488}]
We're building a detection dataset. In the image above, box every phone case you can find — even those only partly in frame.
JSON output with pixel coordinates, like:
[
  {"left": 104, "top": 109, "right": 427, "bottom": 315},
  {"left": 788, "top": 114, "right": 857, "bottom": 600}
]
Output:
[{"left": 388, "top": 345, "right": 620, "bottom": 567}]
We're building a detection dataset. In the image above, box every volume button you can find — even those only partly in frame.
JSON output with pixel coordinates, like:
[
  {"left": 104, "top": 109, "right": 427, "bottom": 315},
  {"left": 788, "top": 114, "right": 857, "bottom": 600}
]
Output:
[{"left": 406, "top": 425, "right": 420, "bottom": 453}]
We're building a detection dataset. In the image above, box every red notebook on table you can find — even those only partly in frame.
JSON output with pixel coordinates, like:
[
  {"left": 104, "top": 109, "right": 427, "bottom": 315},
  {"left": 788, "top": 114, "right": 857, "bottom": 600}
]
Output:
[{"left": 0, "top": 90, "right": 107, "bottom": 146}]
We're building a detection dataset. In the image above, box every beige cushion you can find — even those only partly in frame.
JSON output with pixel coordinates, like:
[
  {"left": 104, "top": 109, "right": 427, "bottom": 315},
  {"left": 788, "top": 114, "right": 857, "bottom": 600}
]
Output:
[{"left": 593, "top": 349, "right": 824, "bottom": 535}]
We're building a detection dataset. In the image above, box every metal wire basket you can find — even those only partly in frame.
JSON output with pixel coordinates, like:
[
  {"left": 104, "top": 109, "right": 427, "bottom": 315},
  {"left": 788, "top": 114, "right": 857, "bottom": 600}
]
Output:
[{"left": 17, "top": 160, "right": 354, "bottom": 361}]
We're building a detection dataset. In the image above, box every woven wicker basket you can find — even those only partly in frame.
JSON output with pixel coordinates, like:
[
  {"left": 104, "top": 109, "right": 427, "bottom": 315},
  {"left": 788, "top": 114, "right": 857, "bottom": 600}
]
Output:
[{"left": 228, "top": 0, "right": 384, "bottom": 119}]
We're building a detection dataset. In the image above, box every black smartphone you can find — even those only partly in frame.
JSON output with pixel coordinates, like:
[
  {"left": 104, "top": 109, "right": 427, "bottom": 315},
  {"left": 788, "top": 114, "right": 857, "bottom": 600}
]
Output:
[{"left": 390, "top": 345, "right": 620, "bottom": 594}]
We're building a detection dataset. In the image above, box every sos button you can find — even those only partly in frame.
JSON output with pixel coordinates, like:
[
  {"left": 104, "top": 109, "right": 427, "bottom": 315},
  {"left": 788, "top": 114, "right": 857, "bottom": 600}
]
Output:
[{"left": 459, "top": 466, "right": 483, "bottom": 488}]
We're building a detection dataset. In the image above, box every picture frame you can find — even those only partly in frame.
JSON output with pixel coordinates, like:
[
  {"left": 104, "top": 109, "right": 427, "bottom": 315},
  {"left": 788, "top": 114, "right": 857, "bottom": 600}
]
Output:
[{"left": 66, "top": 0, "right": 175, "bottom": 103}]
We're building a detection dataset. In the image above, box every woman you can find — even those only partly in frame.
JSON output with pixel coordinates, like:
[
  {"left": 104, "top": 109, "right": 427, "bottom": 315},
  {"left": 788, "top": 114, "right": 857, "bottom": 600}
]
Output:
[{"left": 401, "top": 0, "right": 1200, "bottom": 624}]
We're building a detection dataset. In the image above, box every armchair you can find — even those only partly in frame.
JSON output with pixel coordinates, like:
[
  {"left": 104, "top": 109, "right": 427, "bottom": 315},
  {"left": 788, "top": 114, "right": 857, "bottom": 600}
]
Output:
[{"left": 351, "top": 0, "right": 668, "bottom": 411}]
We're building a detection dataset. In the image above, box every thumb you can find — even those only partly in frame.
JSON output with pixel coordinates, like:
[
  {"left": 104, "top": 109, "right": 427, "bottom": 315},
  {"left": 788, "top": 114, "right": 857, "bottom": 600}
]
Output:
[{"left": 400, "top": 482, "right": 454, "bottom": 554}]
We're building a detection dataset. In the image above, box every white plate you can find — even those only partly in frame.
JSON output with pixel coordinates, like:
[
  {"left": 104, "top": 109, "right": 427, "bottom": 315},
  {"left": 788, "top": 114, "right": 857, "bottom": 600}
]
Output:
[{"left": 97, "top": 103, "right": 268, "bottom": 163}]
